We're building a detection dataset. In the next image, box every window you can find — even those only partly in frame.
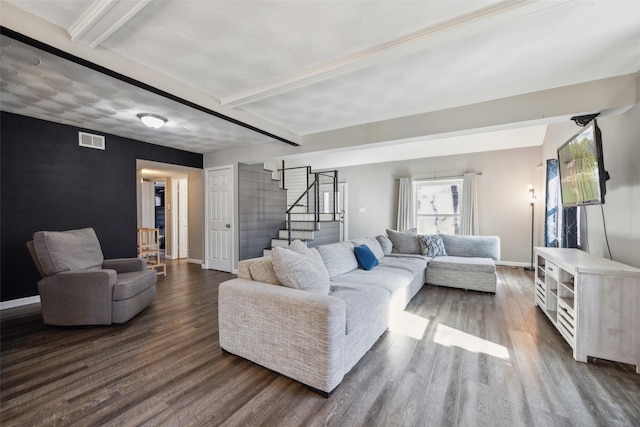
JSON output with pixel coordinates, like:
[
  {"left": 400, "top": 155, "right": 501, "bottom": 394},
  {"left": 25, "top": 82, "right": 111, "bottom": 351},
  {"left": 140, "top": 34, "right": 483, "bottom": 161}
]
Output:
[{"left": 414, "top": 179, "right": 463, "bottom": 235}]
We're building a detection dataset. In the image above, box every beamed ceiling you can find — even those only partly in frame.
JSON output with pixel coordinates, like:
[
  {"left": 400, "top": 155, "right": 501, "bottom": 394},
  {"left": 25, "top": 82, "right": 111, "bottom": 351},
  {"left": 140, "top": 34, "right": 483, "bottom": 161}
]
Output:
[{"left": 1, "top": 0, "right": 639, "bottom": 165}]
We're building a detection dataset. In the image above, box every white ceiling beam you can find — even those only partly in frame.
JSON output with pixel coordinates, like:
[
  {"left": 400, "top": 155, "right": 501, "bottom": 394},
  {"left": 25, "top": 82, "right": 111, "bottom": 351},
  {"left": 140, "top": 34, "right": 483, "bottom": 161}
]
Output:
[
  {"left": 207, "top": 73, "right": 638, "bottom": 166},
  {"left": 221, "top": 0, "right": 571, "bottom": 109},
  {"left": 68, "top": 0, "right": 152, "bottom": 49}
]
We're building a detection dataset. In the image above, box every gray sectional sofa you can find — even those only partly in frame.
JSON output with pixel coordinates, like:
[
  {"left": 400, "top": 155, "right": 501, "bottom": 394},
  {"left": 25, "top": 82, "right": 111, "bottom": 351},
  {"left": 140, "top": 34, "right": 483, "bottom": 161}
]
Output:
[{"left": 218, "top": 233, "right": 500, "bottom": 396}]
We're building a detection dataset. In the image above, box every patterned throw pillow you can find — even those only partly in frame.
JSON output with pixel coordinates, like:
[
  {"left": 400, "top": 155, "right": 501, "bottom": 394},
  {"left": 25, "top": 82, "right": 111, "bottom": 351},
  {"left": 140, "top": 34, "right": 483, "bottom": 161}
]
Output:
[
  {"left": 386, "top": 228, "right": 421, "bottom": 254},
  {"left": 418, "top": 234, "right": 448, "bottom": 257}
]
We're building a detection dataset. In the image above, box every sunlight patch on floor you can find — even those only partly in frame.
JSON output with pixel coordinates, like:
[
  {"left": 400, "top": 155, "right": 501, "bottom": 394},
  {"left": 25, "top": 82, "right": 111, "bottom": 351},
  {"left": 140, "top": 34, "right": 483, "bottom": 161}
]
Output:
[
  {"left": 434, "top": 324, "right": 510, "bottom": 360},
  {"left": 388, "top": 310, "right": 429, "bottom": 339}
]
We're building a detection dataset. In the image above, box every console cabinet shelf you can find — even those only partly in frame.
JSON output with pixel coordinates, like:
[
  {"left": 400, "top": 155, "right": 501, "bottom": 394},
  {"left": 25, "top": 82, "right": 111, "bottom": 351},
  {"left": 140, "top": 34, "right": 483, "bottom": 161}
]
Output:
[{"left": 534, "top": 247, "right": 640, "bottom": 373}]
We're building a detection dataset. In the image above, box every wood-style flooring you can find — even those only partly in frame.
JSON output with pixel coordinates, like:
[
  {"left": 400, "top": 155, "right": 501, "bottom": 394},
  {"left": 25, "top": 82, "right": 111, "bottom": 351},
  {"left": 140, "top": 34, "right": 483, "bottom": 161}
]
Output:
[{"left": 2, "top": 261, "right": 639, "bottom": 426}]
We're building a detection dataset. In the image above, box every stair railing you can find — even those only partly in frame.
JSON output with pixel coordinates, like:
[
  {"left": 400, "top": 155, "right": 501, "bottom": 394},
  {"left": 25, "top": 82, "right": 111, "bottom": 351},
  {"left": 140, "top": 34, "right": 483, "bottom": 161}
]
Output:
[
  {"left": 283, "top": 168, "right": 339, "bottom": 244},
  {"left": 314, "top": 170, "right": 339, "bottom": 222},
  {"left": 279, "top": 165, "right": 312, "bottom": 213},
  {"left": 286, "top": 181, "right": 317, "bottom": 244}
]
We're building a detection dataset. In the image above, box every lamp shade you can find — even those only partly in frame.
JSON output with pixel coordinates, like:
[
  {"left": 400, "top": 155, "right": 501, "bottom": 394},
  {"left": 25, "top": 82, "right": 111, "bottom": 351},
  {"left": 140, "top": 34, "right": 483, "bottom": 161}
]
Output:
[{"left": 137, "top": 113, "right": 167, "bottom": 129}]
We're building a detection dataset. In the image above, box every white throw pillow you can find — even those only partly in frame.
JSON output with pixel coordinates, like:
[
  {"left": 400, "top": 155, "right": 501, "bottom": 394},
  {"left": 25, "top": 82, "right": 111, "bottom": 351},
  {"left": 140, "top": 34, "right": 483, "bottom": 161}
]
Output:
[{"left": 271, "top": 240, "right": 330, "bottom": 295}]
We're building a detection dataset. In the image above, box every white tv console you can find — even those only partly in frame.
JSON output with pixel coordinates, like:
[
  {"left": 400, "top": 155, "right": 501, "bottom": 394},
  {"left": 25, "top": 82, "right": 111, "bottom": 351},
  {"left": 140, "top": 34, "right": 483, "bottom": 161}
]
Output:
[{"left": 534, "top": 247, "right": 640, "bottom": 373}]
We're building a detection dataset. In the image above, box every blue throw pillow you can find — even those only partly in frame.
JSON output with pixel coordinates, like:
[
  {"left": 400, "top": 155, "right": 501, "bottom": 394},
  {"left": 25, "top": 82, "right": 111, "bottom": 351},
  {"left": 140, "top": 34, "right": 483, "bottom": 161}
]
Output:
[
  {"left": 354, "top": 245, "right": 379, "bottom": 271},
  {"left": 418, "top": 234, "right": 448, "bottom": 257}
]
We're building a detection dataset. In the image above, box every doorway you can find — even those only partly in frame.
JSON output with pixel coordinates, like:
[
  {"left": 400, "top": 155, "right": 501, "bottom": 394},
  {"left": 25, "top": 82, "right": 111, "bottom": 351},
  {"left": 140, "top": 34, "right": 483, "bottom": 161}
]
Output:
[
  {"left": 154, "top": 180, "right": 166, "bottom": 255},
  {"left": 338, "top": 183, "right": 348, "bottom": 241},
  {"left": 172, "top": 177, "right": 188, "bottom": 259},
  {"left": 137, "top": 160, "right": 203, "bottom": 264},
  {"left": 205, "top": 166, "right": 233, "bottom": 272}
]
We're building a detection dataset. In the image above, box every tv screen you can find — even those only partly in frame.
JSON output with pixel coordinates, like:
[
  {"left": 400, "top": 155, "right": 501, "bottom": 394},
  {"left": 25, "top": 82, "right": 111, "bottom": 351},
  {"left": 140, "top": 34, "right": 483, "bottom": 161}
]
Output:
[{"left": 557, "top": 120, "right": 609, "bottom": 207}]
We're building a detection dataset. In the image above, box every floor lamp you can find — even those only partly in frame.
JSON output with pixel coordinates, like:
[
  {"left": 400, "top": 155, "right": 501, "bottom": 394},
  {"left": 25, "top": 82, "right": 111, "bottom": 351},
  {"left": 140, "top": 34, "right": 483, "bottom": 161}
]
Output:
[{"left": 525, "top": 185, "right": 537, "bottom": 271}]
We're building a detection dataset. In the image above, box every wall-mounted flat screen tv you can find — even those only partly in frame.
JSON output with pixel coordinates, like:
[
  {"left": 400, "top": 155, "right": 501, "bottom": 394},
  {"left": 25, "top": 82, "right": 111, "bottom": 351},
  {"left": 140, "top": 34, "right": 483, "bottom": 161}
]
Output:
[{"left": 557, "top": 120, "right": 609, "bottom": 207}]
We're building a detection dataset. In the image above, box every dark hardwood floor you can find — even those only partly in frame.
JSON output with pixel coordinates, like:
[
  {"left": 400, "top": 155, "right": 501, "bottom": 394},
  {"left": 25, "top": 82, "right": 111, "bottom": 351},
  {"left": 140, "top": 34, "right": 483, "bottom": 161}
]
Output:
[{"left": 2, "top": 261, "right": 639, "bottom": 426}]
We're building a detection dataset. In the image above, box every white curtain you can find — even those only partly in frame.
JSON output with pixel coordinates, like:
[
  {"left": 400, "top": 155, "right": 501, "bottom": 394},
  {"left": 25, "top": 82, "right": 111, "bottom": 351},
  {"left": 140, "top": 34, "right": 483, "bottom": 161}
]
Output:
[
  {"left": 460, "top": 172, "right": 479, "bottom": 235},
  {"left": 397, "top": 177, "right": 415, "bottom": 230}
]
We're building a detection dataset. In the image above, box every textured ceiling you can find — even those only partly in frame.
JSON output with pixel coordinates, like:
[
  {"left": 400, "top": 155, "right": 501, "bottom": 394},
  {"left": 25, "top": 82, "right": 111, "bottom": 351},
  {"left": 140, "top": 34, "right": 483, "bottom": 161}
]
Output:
[
  {"left": 0, "top": 35, "right": 280, "bottom": 153},
  {"left": 1, "top": 0, "right": 639, "bottom": 158}
]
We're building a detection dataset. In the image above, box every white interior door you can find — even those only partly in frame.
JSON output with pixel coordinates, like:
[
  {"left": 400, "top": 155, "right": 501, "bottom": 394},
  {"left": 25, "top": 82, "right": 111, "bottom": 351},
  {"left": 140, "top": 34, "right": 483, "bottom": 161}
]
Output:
[
  {"left": 141, "top": 180, "right": 155, "bottom": 228},
  {"left": 171, "top": 177, "right": 189, "bottom": 259},
  {"left": 178, "top": 178, "right": 188, "bottom": 258},
  {"left": 206, "top": 166, "right": 233, "bottom": 272},
  {"left": 338, "top": 183, "right": 348, "bottom": 241}
]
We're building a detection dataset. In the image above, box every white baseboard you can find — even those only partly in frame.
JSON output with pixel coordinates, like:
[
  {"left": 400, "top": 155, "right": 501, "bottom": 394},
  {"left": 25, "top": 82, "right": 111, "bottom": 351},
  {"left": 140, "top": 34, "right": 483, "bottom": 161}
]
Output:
[
  {"left": 497, "top": 260, "right": 531, "bottom": 268},
  {"left": 187, "top": 258, "right": 202, "bottom": 265},
  {"left": 200, "top": 263, "right": 238, "bottom": 274},
  {"left": 1, "top": 295, "right": 41, "bottom": 310}
]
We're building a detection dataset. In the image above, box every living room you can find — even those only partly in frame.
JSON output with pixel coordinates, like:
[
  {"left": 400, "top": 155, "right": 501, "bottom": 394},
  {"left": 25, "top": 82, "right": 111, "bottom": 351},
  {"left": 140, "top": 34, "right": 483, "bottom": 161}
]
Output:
[{"left": 1, "top": 1, "right": 639, "bottom": 425}]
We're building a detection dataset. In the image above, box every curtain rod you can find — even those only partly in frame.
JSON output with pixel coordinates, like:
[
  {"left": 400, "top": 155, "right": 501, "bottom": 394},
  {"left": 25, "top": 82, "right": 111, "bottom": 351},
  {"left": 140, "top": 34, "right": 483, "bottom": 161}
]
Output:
[{"left": 395, "top": 172, "right": 482, "bottom": 181}]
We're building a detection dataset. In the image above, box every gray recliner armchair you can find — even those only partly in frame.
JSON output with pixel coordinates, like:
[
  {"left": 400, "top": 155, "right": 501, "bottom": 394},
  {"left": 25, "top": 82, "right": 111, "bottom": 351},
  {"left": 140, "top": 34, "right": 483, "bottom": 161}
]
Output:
[{"left": 27, "top": 227, "right": 157, "bottom": 326}]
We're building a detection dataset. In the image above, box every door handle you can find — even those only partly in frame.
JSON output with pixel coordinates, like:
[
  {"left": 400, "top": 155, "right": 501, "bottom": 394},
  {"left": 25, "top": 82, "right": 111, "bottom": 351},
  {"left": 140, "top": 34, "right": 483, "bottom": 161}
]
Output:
[{"left": 225, "top": 224, "right": 231, "bottom": 228}]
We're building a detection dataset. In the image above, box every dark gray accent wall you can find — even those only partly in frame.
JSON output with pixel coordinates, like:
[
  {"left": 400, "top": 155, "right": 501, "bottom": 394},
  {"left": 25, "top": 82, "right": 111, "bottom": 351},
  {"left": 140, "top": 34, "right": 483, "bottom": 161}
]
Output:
[
  {"left": 238, "top": 163, "right": 286, "bottom": 260},
  {"left": 1, "top": 112, "right": 202, "bottom": 301}
]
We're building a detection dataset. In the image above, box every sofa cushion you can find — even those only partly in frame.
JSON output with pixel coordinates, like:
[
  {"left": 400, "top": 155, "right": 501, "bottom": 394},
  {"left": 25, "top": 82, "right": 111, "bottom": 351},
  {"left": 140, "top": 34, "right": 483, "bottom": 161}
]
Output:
[
  {"left": 332, "top": 266, "right": 416, "bottom": 311},
  {"left": 378, "top": 256, "right": 428, "bottom": 275},
  {"left": 418, "top": 234, "right": 448, "bottom": 257},
  {"left": 351, "top": 237, "right": 385, "bottom": 261},
  {"left": 386, "top": 228, "right": 421, "bottom": 254},
  {"left": 439, "top": 234, "right": 501, "bottom": 260},
  {"left": 316, "top": 241, "right": 358, "bottom": 277},
  {"left": 330, "top": 284, "right": 389, "bottom": 335},
  {"left": 353, "top": 245, "right": 379, "bottom": 271},
  {"left": 272, "top": 242, "right": 330, "bottom": 295},
  {"left": 33, "top": 228, "right": 104, "bottom": 276},
  {"left": 376, "top": 235, "right": 393, "bottom": 255},
  {"left": 112, "top": 270, "right": 158, "bottom": 300},
  {"left": 428, "top": 256, "right": 496, "bottom": 273},
  {"left": 248, "top": 257, "right": 281, "bottom": 285}
]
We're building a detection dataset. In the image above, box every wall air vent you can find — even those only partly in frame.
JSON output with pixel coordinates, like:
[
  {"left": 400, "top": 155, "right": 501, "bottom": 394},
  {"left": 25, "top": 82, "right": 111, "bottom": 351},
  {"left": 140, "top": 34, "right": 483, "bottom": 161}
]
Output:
[{"left": 78, "top": 132, "right": 105, "bottom": 150}]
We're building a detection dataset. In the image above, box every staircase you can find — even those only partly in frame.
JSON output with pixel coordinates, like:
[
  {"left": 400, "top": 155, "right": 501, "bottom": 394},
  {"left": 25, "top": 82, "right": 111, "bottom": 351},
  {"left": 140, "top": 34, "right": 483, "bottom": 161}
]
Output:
[{"left": 262, "top": 164, "right": 341, "bottom": 256}]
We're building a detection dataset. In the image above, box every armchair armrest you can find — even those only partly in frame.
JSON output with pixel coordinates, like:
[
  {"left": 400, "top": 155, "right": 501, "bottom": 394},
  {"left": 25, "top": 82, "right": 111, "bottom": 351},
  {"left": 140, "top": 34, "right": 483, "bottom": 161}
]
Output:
[
  {"left": 37, "top": 269, "right": 117, "bottom": 325},
  {"left": 218, "top": 278, "right": 346, "bottom": 393},
  {"left": 103, "top": 257, "right": 147, "bottom": 273}
]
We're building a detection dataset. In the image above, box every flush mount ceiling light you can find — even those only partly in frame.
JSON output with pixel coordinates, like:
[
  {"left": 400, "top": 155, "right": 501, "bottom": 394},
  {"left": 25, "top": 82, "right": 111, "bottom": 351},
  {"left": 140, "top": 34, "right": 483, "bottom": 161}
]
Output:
[{"left": 137, "top": 113, "right": 168, "bottom": 129}]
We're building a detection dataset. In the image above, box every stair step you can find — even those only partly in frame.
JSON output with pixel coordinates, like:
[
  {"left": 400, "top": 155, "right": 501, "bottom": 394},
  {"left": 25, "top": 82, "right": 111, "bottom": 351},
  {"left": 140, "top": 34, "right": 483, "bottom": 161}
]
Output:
[
  {"left": 279, "top": 229, "right": 315, "bottom": 240},
  {"left": 286, "top": 213, "right": 338, "bottom": 222},
  {"left": 270, "top": 239, "right": 289, "bottom": 248},
  {"left": 286, "top": 221, "right": 318, "bottom": 231},
  {"left": 263, "top": 248, "right": 272, "bottom": 256},
  {"left": 271, "top": 238, "right": 309, "bottom": 248}
]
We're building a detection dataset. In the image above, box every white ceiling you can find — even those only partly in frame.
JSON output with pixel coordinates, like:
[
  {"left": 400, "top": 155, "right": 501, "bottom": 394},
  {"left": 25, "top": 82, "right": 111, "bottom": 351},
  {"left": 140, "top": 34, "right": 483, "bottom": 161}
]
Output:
[{"left": 1, "top": 0, "right": 639, "bottom": 163}]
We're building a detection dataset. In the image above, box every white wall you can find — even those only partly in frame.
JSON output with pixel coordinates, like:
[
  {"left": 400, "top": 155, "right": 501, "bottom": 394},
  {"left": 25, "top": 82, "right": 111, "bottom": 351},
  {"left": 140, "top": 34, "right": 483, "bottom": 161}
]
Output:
[
  {"left": 335, "top": 146, "right": 544, "bottom": 265},
  {"left": 541, "top": 100, "right": 640, "bottom": 268}
]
